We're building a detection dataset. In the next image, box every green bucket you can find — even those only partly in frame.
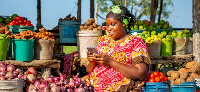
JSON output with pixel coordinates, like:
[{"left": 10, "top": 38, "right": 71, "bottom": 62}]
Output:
[
  {"left": 161, "top": 38, "right": 173, "bottom": 56},
  {"left": 13, "top": 39, "right": 35, "bottom": 61},
  {"left": 0, "top": 35, "right": 10, "bottom": 60}
]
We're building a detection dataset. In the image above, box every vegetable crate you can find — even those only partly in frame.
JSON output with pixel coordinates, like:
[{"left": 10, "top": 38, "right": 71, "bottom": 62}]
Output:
[
  {"left": 7, "top": 25, "right": 34, "bottom": 34},
  {"left": 143, "top": 82, "right": 169, "bottom": 92},
  {"left": 170, "top": 82, "right": 196, "bottom": 92}
]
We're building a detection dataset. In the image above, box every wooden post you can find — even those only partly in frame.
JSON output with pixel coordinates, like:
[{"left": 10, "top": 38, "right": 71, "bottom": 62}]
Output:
[
  {"left": 193, "top": 0, "right": 200, "bottom": 62},
  {"left": 158, "top": 0, "right": 163, "bottom": 22},
  {"left": 77, "top": 0, "right": 81, "bottom": 22},
  {"left": 95, "top": 3, "right": 98, "bottom": 24},
  {"left": 37, "top": 0, "right": 43, "bottom": 30},
  {"left": 125, "top": 0, "right": 127, "bottom": 8},
  {"left": 90, "top": 0, "right": 94, "bottom": 18},
  {"left": 150, "top": 0, "right": 158, "bottom": 23}
]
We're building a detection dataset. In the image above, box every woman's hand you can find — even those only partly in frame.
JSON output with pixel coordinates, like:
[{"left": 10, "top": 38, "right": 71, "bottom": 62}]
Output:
[
  {"left": 86, "top": 51, "right": 96, "bottom": 63},
  {"left": 92, "top": 53, "right": 113, "bottom": 65},
  {"left": 86, "top": 51, "right": 96, "bottom": 73}
]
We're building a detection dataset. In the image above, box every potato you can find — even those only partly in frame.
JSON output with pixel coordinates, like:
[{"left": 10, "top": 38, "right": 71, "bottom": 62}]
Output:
[
  {"left": 167, "top": 70, "right": 175, "bottom": 77},
  {"left": 171, "top": 71, "right": 180, "bottom": 80},
  {"left": 167, "top": 77, "right": 173, "bottom": 81},
  {"left": 179, "top": 71, "right": 189, "bottom": 80},
  {"left": 185, "top": 61, "right": 200, "bottom": 73},
  {"left": 174, "top": 78, "right": 185, "bottom": 85},
  {"left": 186, "top": 76, "right": 195, "bottom": 82},
  {"left": 190, "top": 73, "right": 200, "bottom": 78}
]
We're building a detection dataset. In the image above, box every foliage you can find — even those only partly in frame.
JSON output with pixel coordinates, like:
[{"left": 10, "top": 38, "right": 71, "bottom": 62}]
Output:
[{"left": 96, "top": 0, "right": 173, "bottom": 20}]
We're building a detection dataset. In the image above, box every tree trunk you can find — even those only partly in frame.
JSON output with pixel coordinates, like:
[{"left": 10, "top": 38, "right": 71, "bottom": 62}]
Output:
[
  {"left": 90, "top": 0, "right": 94, "bottom": 18},
  {"left": 77, "top": 0, "right": 81, "bottom": 22},
  {"left": 158, "top": 0, "right": 163, "bottom": 22},
  {"left": 37, "top": 0, "right": 43, "bottom": 30},
  {"left": 193, "top": 0, "right": 200, "bottom": 62},
  {"left": 150, "top": 0, "right": 158, "bottom": 23}
]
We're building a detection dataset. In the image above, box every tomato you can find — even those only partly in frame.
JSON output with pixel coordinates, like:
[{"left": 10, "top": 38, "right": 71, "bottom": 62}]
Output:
[
  {"left": 26, "top": 20, "right": 31, "bottom": 24},
  {"left": 155, "top": 76, "right": 161, "bottom": 82},
  {"left": 153, "top": 71, "right": 160, "bottom": 77},
  {"left": 163, "top": 76, "right": 167, "bottom": 82},
  {"left": 159, "top": 76, "right": 165, "bottom": 82},
  {"left": 149, "top": 79, "right": 155, "bottom": 82},
  {"left": 150, "top": 73, "right": 156, "bottom": 79},
  {"left": 160, "top": 72, "right": 164, "bottom": 76},
  {"left": 13, "top": 16, "right": 21, "bottom": 20},
  {"left": 18, "top": 20, "right": 23, "bottom": 24},
  {"left": 20, "top": 17, "right": 25, "bottom": 20},
  {"left": 25, "top": 23, "right": 31, "bottom": 26}
]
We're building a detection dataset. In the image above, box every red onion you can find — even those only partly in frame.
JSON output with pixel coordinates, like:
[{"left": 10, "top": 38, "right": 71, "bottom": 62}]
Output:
[
  {"left": 6, "top": 65, "right": 15, "bottom": 72},
  {"left": 26, "top": 74, "right": 36, "bottom": 83},
  {"left": 74, "top": 79, "right": 81, "bottom": 87},
  {"left": 0, "top": 76, "right": 6, "bottom": 80},
  {"left": 39, "top": 80, "right": 49, "bottom": 89},
  {"left": 75, "top": 87, "right": 85, "bottom": 92},
  {"left": 12, "top": 71, "right": 19, "bottom": 77},
  {"left": 66, "top": 87, "right": 74, "bottom": 92},
  {"left": 15, "top": 68, "right": 23, "bottom": 74},
  {"left": 18, "top": 74, "right": 25, "bottom": 79},
  {"left": 34, "top": 80, "right": 41, "bottom": 88},
  {"left": 73, "top": 73, "right": 79, "bottom": 81},
  {"left": 27, "top": 67, "right": 37, "bottom": 75},
  {"left": 68, "top": 78, "right": 75, "bottom": 87},
  {"left": 0, "top": 62, "right": 7, "bottom": 67},
  {"left": 5, "top": 72, "right": 13, "bottom": 79},
  {"left": 46, "top": 77, "right": 55, "bottom": 83},
  {"left": 0, "top": 72, "right": 6, "bottom": 76},
  {"left": 59, "top": 73, "right": 66, "bottom": 80},
  {"left": 0, "top": 66, "right": 6, "bottom": 72},
  {"left": 54, "top": 77, "right": 60, "bottom": 82},
  {"left": 50, "top": 84, "right": 61, "bottom": 92}
]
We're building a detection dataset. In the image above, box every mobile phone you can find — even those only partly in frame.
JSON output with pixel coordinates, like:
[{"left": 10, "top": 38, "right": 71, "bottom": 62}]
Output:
[{"left": 87, "top": 47, "right": 98, "bottom": 54}]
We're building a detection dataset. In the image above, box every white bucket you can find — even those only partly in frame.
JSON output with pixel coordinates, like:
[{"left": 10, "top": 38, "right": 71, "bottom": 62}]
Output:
[
  {"left": 76, "top": 30, "right": 102, "bottom": 59},
  {"left": 0, "top": 79, "right": 25, "bottom": 92}
]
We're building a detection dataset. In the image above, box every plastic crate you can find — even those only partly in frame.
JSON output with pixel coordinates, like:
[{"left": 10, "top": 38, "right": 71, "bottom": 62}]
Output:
[
  {"left": 8, "top": 25, "right": 34, "bottom": 34},
  {"left": 143, "top": 82, "right": 169, "bottom": 92},
  {"left": 170, "top": 82, "right": 196, "bottom": 92}
]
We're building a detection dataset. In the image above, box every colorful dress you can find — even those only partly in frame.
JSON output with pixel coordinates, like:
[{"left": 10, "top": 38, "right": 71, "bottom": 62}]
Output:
[{"left": 82, "top": 34, "right": 151, "bottom": 92}]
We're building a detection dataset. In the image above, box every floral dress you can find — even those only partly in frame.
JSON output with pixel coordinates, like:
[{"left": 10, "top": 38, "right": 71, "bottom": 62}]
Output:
[{"left": 82, "top": 34, "right": 151, "bottom": 92}]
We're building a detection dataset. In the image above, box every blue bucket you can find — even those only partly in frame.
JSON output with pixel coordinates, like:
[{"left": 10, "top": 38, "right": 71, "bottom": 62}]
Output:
[
  {"left": 59, "top": 20, "right": 80, "bottom": 43},
  {"left": 143, "top": 82, "right": 169, "bottom": 92},
  {"left": 170, "top": 82, "right": 196, "bottom": 92}
]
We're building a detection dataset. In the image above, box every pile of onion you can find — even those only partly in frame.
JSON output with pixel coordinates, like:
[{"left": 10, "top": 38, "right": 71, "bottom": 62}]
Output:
[{"left": 0, "top": 62, "right": 25, "bottom": 80}]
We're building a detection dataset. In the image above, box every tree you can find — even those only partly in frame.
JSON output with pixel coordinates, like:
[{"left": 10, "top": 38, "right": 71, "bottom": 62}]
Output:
[{"left": 96, "top": 0, "right": 173, "bottom": 22}]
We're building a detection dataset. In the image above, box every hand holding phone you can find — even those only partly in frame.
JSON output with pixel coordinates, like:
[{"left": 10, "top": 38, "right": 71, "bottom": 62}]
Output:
[{"left": 87, "top": 47, "right": 98, "bottom": 54}]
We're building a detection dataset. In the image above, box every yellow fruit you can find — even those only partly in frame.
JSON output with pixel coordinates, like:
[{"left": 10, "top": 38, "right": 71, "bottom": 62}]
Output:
[{"left": 183, "top": 29, "right": 188, "bottom": 34}]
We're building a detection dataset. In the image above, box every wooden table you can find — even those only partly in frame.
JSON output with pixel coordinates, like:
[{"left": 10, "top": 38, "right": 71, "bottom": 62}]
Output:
[{"left": 0, "top": 59, "right": 61, "bottom": 79}]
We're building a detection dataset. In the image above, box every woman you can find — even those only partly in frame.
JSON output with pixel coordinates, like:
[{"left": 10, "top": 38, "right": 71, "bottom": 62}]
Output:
[{"left": 83, "top": 5, "right": 151, "bottom": 92}]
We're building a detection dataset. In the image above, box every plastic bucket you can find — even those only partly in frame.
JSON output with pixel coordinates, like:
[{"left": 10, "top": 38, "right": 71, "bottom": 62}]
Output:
[
  {"left": 0, "top": 79, "right": 25, "bottom": 92},
  {"left": 186, "top": 37, "right": 193, "bottom": 54},
  {"left": 195, "top": 78, "right": 200, "bottom": 92},
  {"left": 170, "top": 82, "right": 196, "bottom": 92},
  {"left": 161, "top": 38, "right": 173, "bottom": 56},
  {"left": 0, "top": 36, "right": 10, "bottom": 60},
  {"left": 35, "top": 39, "right": 55, "bottom": 60},
  {"left": 8, "top": 25, "right": 34, "bottom": 34},
  {"left": 143, "top": 82, "right": 169, "bottom": 92},
  {"left": 172, "top": 37, "right": 187, "bottom": 55},
  {"left": 76, "top": 30, "right": 102, "bottom": 58},
  {"left": 59, "top": 20, "right": 81, "bottom": 43},
  {"left": 13, "top": 39, "right": 35, "bottom": 61},
  {"left": 146, "top": 40, "right": 161, "bottom": 57}
]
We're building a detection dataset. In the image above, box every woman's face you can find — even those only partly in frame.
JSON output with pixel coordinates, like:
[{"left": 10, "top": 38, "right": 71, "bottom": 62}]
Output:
[{"left": 106, "top": 18, "right": 127, "bottom": 40}]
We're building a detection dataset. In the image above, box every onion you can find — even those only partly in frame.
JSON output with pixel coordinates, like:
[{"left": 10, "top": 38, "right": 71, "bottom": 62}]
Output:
[
  {"left": 5, "top": 72, "right": 13, "bottom": 79},
  {"left": 0, "top": 66, "right": 6, "bottom": 72},
  {"left": 66, "top": 87, "right": 74, "bottom": 92},
  {"left": 0, "top": 76, "right": 6, "bottom": 80},
  {"left": 6, "top": 65, "right": 15, "bottom": 72},
  {"left": 12, "top": 71, "right": 19, "bottom": 77},
  {"left": 26, "top": 74, "right": 36, "bottom": 83},
  {"left": 15, "top": 68, "right": 23, "bottom": 74},
  {"left": 34, "top": 80, "right": 41, "bottom": 88},
  {"left": 63, "top": 79, "right": 70, "bottom": 85},
  {"left": 50, "top": 84, "right": 61, "bottom": 92},
  {"left": 73, "top": 73, "right": 79, "bottom": 81},
  {"left": 27, "top": 67, "right": 37, "bottom": 75},
  {"left": 59, "top": 73, "right": 66, "bottom": 80},
  {"left": 46, "top": 77, "right": 55, "bottom": 83},
  {"left": 74, "top": 79, "right": 81, "bottom": 87},
  {"left": 54, "top": 77, "right": 60, "bottom": 82},
  {"left": 18, "top": 74, "right": 25, "bottom": 79},
  {"left": 68, "top": 78, "right": 74, "bottom": 87},
  {"left": 0, "top": 72, "right": 6, "bottom": 76},
  {"left": 75, "top": 87, "right": 85, "bottom": 92},
  {"left": 40, "top": 81, "right": 49, "bottom": 90},
  {"left": 0, "top": 62, "right": 7, "bottom": 67}
]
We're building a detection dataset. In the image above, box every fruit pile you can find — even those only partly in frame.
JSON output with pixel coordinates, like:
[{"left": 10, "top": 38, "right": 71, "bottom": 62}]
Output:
[
  {"left": 167, "top": 61, "right": 200, "bottom": 85},
  {"left": 79, "top": 18, "right": 102, "bottom": 31},
  {"left": 59, "top": 14, "right": 79, "bottom": 21},
  {"left": 147, "top": 71, "right": 167, "bottom": 82},
  {"left": 132, "top": 20, "right": 154, "bottom": 30},
  {"left": 0, "top": 25, "right": 11, "bottom": 35},
  {"left": 0, "top": 14, "right": 33, "bottom": 26}
]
